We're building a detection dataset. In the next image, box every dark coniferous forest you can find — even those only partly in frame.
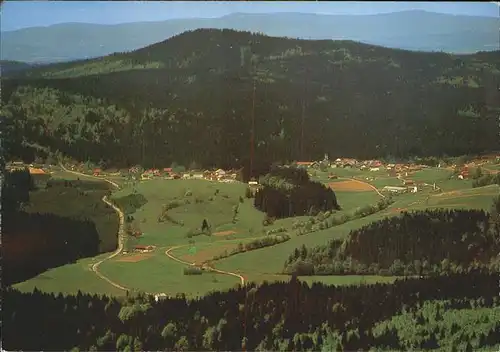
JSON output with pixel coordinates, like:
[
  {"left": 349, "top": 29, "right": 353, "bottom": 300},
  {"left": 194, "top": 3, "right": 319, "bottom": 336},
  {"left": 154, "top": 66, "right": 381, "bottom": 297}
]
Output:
[
  {"left": 2, "top": 29, "right": 500, "bottom": 170},
  {"left": 2, "top": 170, "right": 119, "bottom": 285},
  {"left": 284, "top": 197, "right": 500, "bottom": 277},
  {"left": 3, "top": 273, "right": 500, "bottom": 351},
  {"left": 254, "top": 167, "right": 340, "bottom": 218}
]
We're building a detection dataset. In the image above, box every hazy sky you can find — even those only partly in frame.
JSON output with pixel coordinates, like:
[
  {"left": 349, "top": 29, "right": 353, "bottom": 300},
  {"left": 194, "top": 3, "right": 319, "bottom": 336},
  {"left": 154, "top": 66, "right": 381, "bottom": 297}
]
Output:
[{"left": 2, "top": 1, "right": 499, "bottom": 32}]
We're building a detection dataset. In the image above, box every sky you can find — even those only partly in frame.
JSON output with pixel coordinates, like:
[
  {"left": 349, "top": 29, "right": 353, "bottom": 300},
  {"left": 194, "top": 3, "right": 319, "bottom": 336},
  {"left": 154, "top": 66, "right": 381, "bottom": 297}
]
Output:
[{"left": 2, "top": 1, "right": 499, "bottom": 32}]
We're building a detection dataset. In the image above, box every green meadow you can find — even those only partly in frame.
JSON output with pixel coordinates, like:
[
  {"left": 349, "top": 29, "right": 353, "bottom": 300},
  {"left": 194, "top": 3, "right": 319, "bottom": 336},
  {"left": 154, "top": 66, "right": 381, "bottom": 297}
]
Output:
[{"left": 15, "top": 166, "right": 499, "bottom": 297}]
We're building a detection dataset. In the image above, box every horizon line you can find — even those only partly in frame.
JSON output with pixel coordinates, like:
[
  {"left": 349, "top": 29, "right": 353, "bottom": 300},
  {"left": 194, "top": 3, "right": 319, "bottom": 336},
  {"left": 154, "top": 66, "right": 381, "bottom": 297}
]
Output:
[{"left": 2, "top": 9, "right": 497, "bottom": 33}]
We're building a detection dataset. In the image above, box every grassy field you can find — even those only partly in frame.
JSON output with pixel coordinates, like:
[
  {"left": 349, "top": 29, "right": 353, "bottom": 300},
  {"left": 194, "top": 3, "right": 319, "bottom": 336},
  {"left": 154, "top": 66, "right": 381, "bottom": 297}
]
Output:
[
  {"left": 12, "top": 254, "right": 125, "bottom": 296},
  {"left": 99, "top": 249, "right": 238, "bottom": 297},
  {"left": 14, "top": 166, "right": 499, "bottom": 297}
]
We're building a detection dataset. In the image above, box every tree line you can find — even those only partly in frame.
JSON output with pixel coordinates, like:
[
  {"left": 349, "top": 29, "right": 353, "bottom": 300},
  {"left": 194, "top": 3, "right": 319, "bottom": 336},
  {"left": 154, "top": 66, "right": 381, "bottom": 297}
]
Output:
[
  {"left": 2, "top": 169, "right": 119, "bottom": 284},
  {"left": 284, "top": 198, "right": 500, "bottom": 277},
  {"left": 254, "top": 167, "right": 340, "bottom": 218},
  {"left": 3, "top": 272, "right": 499, "bottom": 351}
]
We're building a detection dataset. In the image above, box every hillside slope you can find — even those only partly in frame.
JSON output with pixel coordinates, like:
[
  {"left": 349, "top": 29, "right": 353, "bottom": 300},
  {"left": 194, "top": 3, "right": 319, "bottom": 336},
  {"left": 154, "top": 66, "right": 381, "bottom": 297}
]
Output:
[
  {"left": 1, "top": 10, "right": 499, "bottom": 63},
  {"left": 2, "top": 29, "right": 500, "bottom": 169}
]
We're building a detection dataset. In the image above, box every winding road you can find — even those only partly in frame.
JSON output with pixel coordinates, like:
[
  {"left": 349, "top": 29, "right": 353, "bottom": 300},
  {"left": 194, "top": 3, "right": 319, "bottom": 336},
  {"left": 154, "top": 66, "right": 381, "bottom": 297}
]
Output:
[
  {"left": 59, "top": 164, "right": 129, "bottom": 292},
  {"left": 165, "top": 245, "right": 246, "bottom": 286},
  {"left": 59, "top": 164, "right": 246, "bottom": 293},
  {"left": 57, "top": 164, "right": 443, "bottom": 294}
]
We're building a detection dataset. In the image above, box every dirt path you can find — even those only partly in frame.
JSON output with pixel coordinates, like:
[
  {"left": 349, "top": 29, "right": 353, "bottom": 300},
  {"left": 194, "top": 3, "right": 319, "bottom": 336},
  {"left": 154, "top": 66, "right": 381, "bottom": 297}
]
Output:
[
  {"left": 60, "top": 164, "right": 128, "bottom": 292},
  {"left": 90, "top": 195, "right": 128, "bottom": 291},
  {"left": 165, "top": 245, "right": 246, "bottom": 286},
  {"left": 58, "top": 164, "right": 121, "bottom": 189}
]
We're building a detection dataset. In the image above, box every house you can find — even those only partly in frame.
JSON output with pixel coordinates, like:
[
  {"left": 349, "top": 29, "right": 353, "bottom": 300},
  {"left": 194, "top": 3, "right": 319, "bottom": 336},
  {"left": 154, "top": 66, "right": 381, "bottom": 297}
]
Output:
[
  {"left": 141, "top": 171, "right": 153, "bottom": 180},
  {"left": 93, "top": 168, "right": 102, "bottom": 176},
  {"left": 134, "top": 245, "right": 154, "bottom": 253},
  {"left": 296, "top": 161, "right": 314, "bottom": 168},
  {"left": 383, "top": 186, "right": 407, "bottom": 194},
  {"left": 29, "top": 168, "right": 50, "bottom": 188},
  {"left": 163, "top": 168, "right": 173, "bottom": 173},
  {"left": 154, "top": 293, "right": 168, "bottom": 302},
  {"left": 370, "top": 160, "right": 383, "bottom": 168},
  {"left": 192, "top": 173, "right": 204, "bottom": 179},
  {"left": 28, "top": 167, "right": 46, "bottom": 175}
]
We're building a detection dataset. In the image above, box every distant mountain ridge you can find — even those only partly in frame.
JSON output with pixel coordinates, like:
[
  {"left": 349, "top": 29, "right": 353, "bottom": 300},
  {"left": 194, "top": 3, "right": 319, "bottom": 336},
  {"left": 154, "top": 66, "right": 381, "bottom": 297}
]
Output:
[{"left": 2, "top": 10, "right": 498, "bottom": 63}]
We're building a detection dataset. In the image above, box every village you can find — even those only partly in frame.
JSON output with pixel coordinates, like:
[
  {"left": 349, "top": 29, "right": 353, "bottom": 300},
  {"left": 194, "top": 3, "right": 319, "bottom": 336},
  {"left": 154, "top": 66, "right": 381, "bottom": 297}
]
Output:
[{"left": 5, "top": 153, "right": 499, "bottom": 192}]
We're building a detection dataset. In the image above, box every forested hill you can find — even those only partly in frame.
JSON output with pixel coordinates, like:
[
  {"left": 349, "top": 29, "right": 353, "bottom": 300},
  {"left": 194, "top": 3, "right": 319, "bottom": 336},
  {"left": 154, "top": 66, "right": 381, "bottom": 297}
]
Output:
[{"left": 2, "top": 29, "right": 500, "bottom": 169}]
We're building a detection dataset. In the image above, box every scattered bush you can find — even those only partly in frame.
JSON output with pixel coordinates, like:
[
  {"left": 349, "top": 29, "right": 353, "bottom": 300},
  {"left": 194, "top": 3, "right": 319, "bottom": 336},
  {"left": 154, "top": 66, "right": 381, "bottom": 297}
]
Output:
[
  {"left": 213, "top": 234, "right": 291, "bottom": 261},
  {"left": 183, "top": 266, "right": 203, "bottom": 275}
]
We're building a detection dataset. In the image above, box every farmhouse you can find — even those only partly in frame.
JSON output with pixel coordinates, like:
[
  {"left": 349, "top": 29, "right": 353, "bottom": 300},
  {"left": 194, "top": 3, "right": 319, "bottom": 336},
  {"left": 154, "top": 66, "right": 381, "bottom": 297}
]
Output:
[
  {"left": 458, "top": 170, "right": 469, "bottom": 180},
  {"left": 141, "top": 172, "right": 153, "bottom": 180},
  {"left": 134, "top": 245, "right": 154, "bottom": 253},
  {"left": 340, "top": 158, "right": 358, "bottom": 168},
  {"left": 296, "top": 161, "right": 315, "bottom": 168},
  {"left": 383, "top": 186, "right": 408, "bottom": 194},
  {"left": 28, "top": 167, "right": 46, "bottom": 175}
]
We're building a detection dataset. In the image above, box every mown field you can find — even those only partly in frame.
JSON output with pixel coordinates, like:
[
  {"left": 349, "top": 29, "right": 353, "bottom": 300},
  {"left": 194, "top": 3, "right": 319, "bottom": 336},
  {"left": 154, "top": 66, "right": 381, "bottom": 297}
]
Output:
[{"left": 14, "top": 166, "right": 499, "bottom": 297}]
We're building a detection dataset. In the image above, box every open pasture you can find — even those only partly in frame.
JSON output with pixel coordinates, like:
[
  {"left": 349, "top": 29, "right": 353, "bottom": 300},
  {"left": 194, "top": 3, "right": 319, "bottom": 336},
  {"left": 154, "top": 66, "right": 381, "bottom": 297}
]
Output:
[
  {"left": 15, "top": 166, "right": 500, "bottom": 297},
  {"left": 12, "top": 254, "right": 125, "bottom": 296},
  {"left": 111, "top": 179, "right": 265, "bottom": 247},
  {"left": 99, "top": 252, "right": 237, "bottom": 296}
]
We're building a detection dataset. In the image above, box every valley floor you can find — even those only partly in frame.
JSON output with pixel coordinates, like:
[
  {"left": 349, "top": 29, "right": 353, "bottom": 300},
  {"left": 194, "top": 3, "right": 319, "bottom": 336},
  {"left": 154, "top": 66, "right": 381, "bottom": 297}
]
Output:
[{"left": 12, "top": 163, "right": 500, "bottom": 297}]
